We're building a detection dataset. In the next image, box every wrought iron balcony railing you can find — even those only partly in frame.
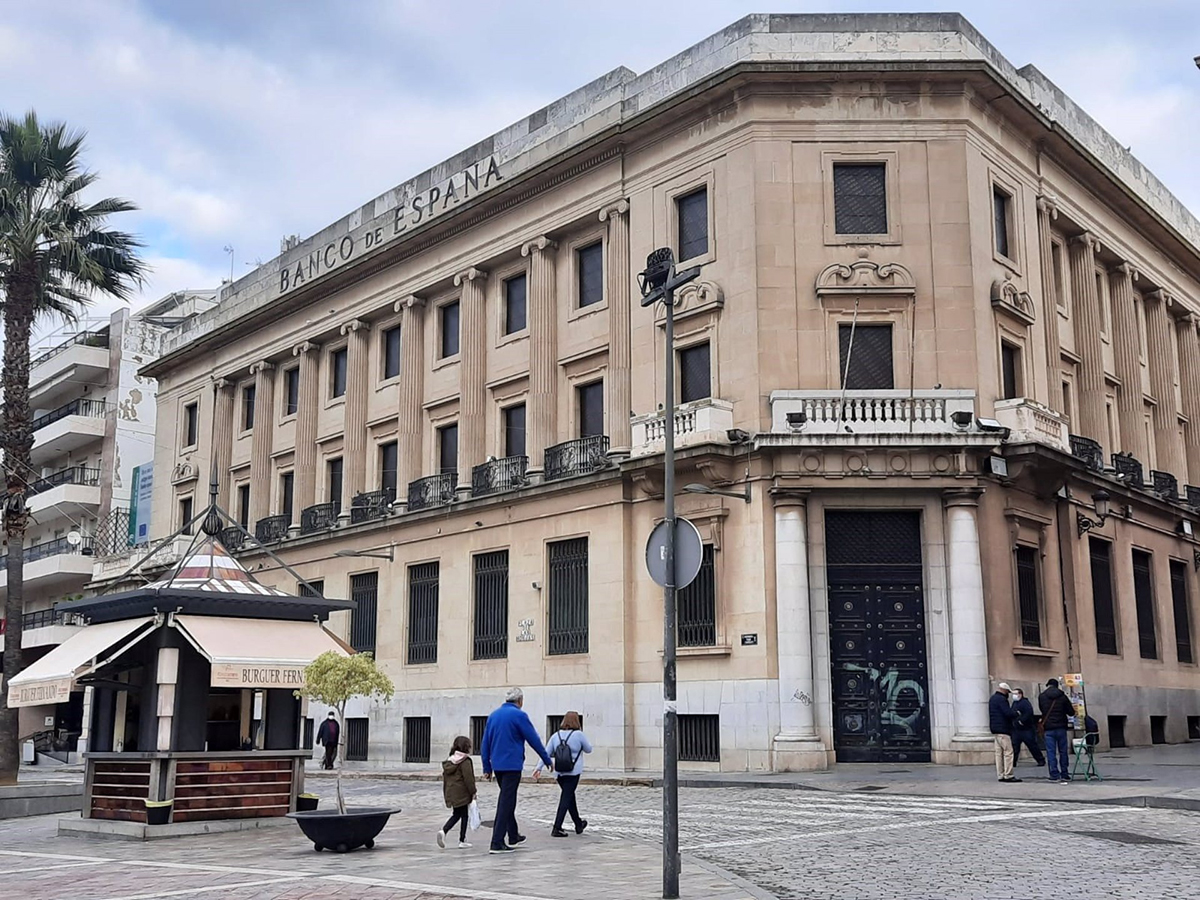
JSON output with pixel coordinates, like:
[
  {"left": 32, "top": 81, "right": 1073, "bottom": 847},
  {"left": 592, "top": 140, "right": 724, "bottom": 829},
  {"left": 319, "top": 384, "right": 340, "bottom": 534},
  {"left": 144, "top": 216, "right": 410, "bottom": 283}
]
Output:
[
  {"left": 1068, "top": 434, "right": 1104, "bottom": 472},
  {"left": 31, "top": 398, "right": 108, "bottom": 432},
  {"left": 544, "top": 435, "right": 611, "bottom": 482},
  {"left": 1187, "top": 485, "right": 1200, "bottom": 509},
  {"left": 300, "top": 502, "right": 339, "bottom": 535},
  {"left": 1, "top": 534, "right": 96, "bottom": 562},
  {"left": 31, "top": 329, "right": 109, "bottom": 370},
  {"left": 350, "top": 489, "right": 394, "bottom": 524},
  {"left": 1111, "top": 453, "right": 1145, "bottom": 488},
  {"left": 26, "top": 466, "right": 101, "bottom": 497},
  {"left": 471, "top": 456, "right": 528, "bottom": 498},
  {"left": 219, "top": 526, "right": 247, "bottom": 551},
  {"left": 407, "top": 473, "right": 457, "bottom": 512},
  {"left": 1152, "top": 470, "right": 1179, "bottom": 501},
  {"left": 255, "top": 514, "right": 290, "bottom": 544}
]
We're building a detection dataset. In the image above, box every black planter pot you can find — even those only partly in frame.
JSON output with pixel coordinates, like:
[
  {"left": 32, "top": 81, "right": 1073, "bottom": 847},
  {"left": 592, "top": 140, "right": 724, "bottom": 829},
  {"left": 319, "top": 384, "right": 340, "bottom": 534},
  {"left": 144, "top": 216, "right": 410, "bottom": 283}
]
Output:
[
  {"left": 286, "top": 807, "right": 400, "bottom": 853},
  {"left": 296, "top": 795, "right": 319, "bottom": 812},
  {"left": 145, "top": 802, "right": 172, "bottom": 826}
]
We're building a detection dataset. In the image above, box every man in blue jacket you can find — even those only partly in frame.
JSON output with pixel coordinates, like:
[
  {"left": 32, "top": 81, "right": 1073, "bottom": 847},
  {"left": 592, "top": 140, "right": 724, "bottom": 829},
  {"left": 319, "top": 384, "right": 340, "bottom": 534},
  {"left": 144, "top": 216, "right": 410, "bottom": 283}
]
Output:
[
  {"left": 481, "top": 687, "right": 552, "bottom": 854},
  {"left": 989, "top": 682, "right": 1021, "bottom": 783}
]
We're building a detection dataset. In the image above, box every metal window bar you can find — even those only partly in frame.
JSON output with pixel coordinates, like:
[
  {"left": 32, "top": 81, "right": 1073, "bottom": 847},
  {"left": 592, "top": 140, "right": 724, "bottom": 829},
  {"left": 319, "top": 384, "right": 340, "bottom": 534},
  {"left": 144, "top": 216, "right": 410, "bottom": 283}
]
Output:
[
  {"left": 1089, "top": 538, "right": 1119, "bottom": 655},
  {"left": 25, "top": 465, "right": 101, "bottom": 496},
  {"left": 404, "top": 717, "right": 432, "bottom": 764},
  {"left": 23, "top": 608, "right": 67, "bottom": 630},
  {"left": 833, "top": 164, "right": 887, "bottom": 235},
  {"left": 1131, "top": 550, "right": 1158, "bottom": 660},
  {"left": 1015, "top": 546, "right": 1042, "bottom": 647},
  {"left": 679, "top": 343, "right": 711, "bottom": 404},
  {"left": 298, "top": 579, "right": 324, "bottom": 598},
  {"left": 31, "top": 329, "right": 109, "bottom": 369},
  {"left": 471, "top": 456, "right": 528, "bottom": 498},
  {"left": 407, "top": 472, "right": 457, "bottom": 511},
  {"left": 678, "top": 714, "right": 720, "bottom": 763},
  {"left": 345, "top": 718, "right": 369, "bottom": 761},
  {"left": 1170, "top": 560, "right": 1194, "bottom": 665},
  {"left": 1069, "top": 435, "right": 1105, "bottom": 472},
  {"left": 1111, "top": 453, "right": 1145, "bottom": 488},
  {"left": 350, "top": 572, "right": 379, "bottom": 654},
  {"left": 254, "top": 514, "right": 289, "bottom": 544},
  {"left": 473, "top": 550, "right": 509, "bottom": 660},
  {"left": 676, "top": 188, "right": 708, "bottom": 260},
  {"left": 546, "top": 714, "right": 584, "bottom": 741},
  {"left": 31, "top": 398, "right": 107, "bottom": 432},
  {"left": 93, "top": 508, "right": 133, "bottom": 557},
  {"left": 547, "top": 538, "right": 589, "bottom": 655},
  {"left": 300, "top": 501, "right": 338, "bottom": 534},
  {"left": 4, "top": 534, "right": 96, "bottom": 563},
  {"left": 543, "top": 435, "right": 610, "bottom": 482},
  {"left": 470, "top": 716, "right": 488, "bottom": 754},
  {"left": 350, "top": 489, "right": 393, "bottom": 524},
  {"left": 838, "top": 324, "right": 893, "bottom": 390},
  {"left": 407, "top": 561, "right": 440, "bottom": 665},
  {"left": 678, "top": 545, "right": 716, "bottom": 647},
  {"left": 1151, "top": 469, "right": 1179, "bottom": 501}
]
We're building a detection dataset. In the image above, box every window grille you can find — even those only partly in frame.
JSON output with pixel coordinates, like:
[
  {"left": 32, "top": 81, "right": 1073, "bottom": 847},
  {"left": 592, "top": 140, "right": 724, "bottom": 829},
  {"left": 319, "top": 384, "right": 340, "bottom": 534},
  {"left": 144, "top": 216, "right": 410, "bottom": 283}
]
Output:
[
  {"left": 1170, "top": 560, "right": 1194, "bottom": 664},
  {"left": 298, "top": 579, "right": 324, "bottom": 598},
  {"left": 547, "top": 714, "right": 584, "bottom": 739},
  {"left": 1090, "top": 538, "right": 1119, "bottom": 655},
  {"left": 679, "top": 343, "right": 711, "bottom": 404},
  {"left": 678, "top": 545, "right": 716, "bottom": 647},
  {"left": 577, "top": 382, "right": 604, "bottom": 438},
  {"left": 1132, "top": 549, "right": 1158, "bottom": 659},
  {"left": 678, "top": 714, "right": 720, "bottom": 762},
  {"left": 473, "top": 550, "right": 509, "bottom": 660},
  {"left": 676, "top": 188, "right": 708, "bottom": 260},
  {"left": 439, "top": 424, "right": 459, "bottom": 476},
  {"left": 408, "top": 561, "right": 440, "bottom": 665},
  {"left": 404, "top": 717, "right": 431, "bottom": 763},
  {"left": 380, "top": 441, "right": 398, "bottom": 500},
  {"left": 1015, "top": 546, "right": 1042, "bottom": 647},
  {"left": 547, "top": 538, "right": 589, "bottom": 655},
  {"left": 833, "top": 164, "right": 887, "bottom": 235},
  {"left": 345, "top": 718, "right": 369, "bottom": 761},
  {"left": 838, "top": 324, "right": 894, "bottom": 390},
  {"left": 470, "top": 716, "right": 488, "bottom": 754},
  {"left": 327, "top": 458, "right": 343, "bottom": 511},
  {"left": 578, "top": 242, "right": 603, "bottom": 307},
  {"left": 504, "top": 404, "right": 526, "bottom": 459},
  {"left": 350, "top": 572, "right": 378, "bottom": 654}
]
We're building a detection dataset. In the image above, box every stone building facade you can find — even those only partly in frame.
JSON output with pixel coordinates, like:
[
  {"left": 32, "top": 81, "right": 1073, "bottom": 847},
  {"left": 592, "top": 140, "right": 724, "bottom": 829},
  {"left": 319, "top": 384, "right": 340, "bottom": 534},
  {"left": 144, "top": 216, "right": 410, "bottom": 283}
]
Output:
[{"left": 141, "top": 14, "right": 1200, "bottom": 770}]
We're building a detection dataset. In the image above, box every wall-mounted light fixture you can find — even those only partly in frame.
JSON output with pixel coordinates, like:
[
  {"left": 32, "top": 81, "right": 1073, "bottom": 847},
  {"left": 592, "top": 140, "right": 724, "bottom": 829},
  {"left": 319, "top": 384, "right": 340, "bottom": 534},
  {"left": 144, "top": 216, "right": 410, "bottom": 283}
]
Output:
[
  {"left": 1076, "top": 490, "right": 1111, "bottom": 538},
  {"left": 683, "top": 482, "right": 751, "bottom": 503}
]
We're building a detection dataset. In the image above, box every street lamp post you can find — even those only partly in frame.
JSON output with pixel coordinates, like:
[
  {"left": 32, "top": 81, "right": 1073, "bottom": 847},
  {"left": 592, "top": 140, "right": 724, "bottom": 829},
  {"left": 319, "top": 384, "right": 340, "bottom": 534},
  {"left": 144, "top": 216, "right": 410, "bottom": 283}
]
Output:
[{"left": 639, "top": 247, "right": 701, "bottom": 900}]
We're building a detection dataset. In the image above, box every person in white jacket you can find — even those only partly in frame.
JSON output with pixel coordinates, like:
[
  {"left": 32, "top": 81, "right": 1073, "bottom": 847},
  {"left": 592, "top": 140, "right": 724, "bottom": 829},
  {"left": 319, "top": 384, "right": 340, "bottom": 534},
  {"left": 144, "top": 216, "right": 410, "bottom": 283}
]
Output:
[{"left": 535, "top": 710, "right": 592, "bottom": 837}]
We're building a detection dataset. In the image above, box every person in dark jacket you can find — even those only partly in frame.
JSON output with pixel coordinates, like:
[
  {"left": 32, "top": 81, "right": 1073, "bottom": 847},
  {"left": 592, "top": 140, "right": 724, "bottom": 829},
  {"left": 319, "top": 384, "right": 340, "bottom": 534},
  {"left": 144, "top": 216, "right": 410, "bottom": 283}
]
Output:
[
  {"left": 989, "top": 683, "right": 1021, "bottom": 782},
  {"left": 439, "top": 735, "right": 477, "bottom": 850},
  {"left": 315, "top": 712, "right": 339, "bottom": 770},
  {"left": 481, "top": 687, "right": 552, "bottom": 854},
  {"left": 1010, "top": 688, "right": 1045, "bottom": 767},
  {"left": 1039, "top": 678, "right": 1076, "bottom": 783}
]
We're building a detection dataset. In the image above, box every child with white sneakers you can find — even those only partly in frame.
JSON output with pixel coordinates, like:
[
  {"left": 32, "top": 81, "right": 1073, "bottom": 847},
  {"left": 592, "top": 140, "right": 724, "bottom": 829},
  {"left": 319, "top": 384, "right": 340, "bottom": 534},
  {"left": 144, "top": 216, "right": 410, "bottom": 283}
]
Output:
[{"left": 438, "top": 735, "right": 477, "bottom": 849}]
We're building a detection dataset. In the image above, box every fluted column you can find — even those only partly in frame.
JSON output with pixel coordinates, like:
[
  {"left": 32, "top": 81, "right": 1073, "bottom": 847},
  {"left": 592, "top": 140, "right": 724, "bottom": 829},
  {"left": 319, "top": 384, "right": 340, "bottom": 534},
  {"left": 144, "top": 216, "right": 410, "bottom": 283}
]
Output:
[
  {"left": 1109, "top": 263, "right": 1148, "bottom": 461},
  {"left": 394, "top": 295, "right": 426, "bottom": 508},
  {"left": 291, "top": 341, "right": 321, "bottom": 528},
  {"left": 248, "top": 361, "right": 275, "bottom": 523},
  {"left": 341, "top": 319, "right": 370, "bottom": 514},
  {"left": 1176, "top": 315, "right": 1200, "bottom": 485},
  {"left": 522, "top": 237, "right": 558, "bottom": 479},
  {"left": 1146, "top": 290, "right": 1186, "bottom": 478},
  {"left": 1036, "top": 197, "right": 1062, "bottom": 409},
  {"left": 210, "top": 376, "right": 235, "bottom": 509},
  {"left": 454, "top": 266, "right": 488, "bottom": 493},
  {"left": 945, "top": 490, "right": 992, "bottom": 743},
  {"left": 1069, "top": 233, "right": 1107, "bottom": 444},
  {"left": 601, "top": 201, "right": 632, "bottom": 458}
]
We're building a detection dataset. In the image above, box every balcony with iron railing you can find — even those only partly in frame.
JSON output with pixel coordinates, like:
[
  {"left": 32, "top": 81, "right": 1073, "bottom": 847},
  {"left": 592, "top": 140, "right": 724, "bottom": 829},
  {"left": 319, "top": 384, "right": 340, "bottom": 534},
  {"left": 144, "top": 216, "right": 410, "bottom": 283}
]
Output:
[
  {"left": 1068, "top": 434, "right": 1105, "bottom": 472},
  {"left": 544, "top": 435, "right": 611, "bottom": 482},
  {"left": 630, "top": 399, "right": 734, "bottom": 459},
  {"left": 350, "top": 489, "right": 394, "bottom": 524},
  {"left": 255, "top": 514, "right": 291, "bottom": 544},
  {"left": 31, "top": 329, "right": 110, "bottom": 370},
  {"left": 1152, "top": 470, "right": 1179, "bottom": 501},
  {"left": 219, "top": 526, "right": 248, "bottom": 551},
  {"left": 0, "top": 534, "right": 96, "bottom": 590},
  {"left": 30, "top": 330, "right": 110, "bottom": 404},
  {"left": 31, "top": 398, "right": 108, "bottom": 433},
  {"left": 26, "top": 466, "right": 101, "bottom": 497},
  {"left": 407, "top": 473, "right": 457, "bottom": 511},
  {"left": 300, "top": 502, "right": 339, "bottom": 535},
  {"left": 1111, "top": 453, "right": 1146, "bottom": 489},
  {"left": 471, "top": 456, "right": 528, "bottom": 498}
]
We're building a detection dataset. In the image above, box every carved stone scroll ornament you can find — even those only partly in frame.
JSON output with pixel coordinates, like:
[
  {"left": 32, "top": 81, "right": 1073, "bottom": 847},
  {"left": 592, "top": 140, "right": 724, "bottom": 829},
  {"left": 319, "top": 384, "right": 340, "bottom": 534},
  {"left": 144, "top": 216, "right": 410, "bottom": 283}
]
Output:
[
  {"left": 815, "top": 258, "right": 916, "bottom": 298},
  {"left": 990, "top": 274, "right": 1035, "bottom": 325}
]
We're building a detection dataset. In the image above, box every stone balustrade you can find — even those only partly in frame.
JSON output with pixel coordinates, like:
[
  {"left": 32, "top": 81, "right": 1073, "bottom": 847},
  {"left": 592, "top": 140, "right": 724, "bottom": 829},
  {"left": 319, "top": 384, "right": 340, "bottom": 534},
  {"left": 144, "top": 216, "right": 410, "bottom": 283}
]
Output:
[
  {"left": 630, "top": 398, "right": 735, "bottom": 458},
  {"left": 992, "top": 398, "right": 1070, "bottom": 453},
  {"left": 768, "top": 390, "right": 977, "bottom": 437}
]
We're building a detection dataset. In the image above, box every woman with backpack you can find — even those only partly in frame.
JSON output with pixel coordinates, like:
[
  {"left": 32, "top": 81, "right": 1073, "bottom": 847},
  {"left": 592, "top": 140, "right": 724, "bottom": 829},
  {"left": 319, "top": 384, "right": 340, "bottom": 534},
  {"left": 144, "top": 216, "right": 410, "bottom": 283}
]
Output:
[{"left": 535, "top": 710, "right": 592, "bottom": 837}]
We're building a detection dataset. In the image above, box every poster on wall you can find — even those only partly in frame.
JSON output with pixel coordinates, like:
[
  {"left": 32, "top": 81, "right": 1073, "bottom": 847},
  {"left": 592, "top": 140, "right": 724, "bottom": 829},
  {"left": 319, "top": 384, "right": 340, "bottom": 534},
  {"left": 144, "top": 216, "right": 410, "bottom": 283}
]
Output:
[
  {"left": 1063, "top": 673, "right": 1086, "bottom": 727},
  {"left": 128, "top": 463, "right": 154, "bottom": 545}
]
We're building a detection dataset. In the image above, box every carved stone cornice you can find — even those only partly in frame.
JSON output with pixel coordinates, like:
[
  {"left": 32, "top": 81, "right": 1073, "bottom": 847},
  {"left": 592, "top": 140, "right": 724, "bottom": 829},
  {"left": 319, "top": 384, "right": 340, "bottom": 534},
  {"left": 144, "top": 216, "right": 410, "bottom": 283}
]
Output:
[
  {"left": 944, "top": 487, "right": 983, "bottom": 509},
  {"left": 339, "top": 318, "right": 369, "bottom": 336},
  {"left": 598, "top": 200, "right": 629, "bottom": 222},
  {"left": 453, "top": 266, "right": 488, "bottom": 286},
  {"left": 393, "top": 294, "right": 426, "bottom": 313},
  {"left": 249, "top": 361, "right": 274, "bottom": 376},
  {"left": 293, "top": 340, "right": 320, "bottom": 357},
  {"left": 654, "top": 280, "right": 724, "bottom": 324},
  {"left": 815, "top": 257, "right": 915, "bottom": 298},
  {"left": 769, "top": 486, "right": 809, "bottom": 509},
  {"left": 990, "top": 275, "right": 1035, "bottom": 326},
  {"left": 520, "top": 236, "right": 557, "bottom": 258}
]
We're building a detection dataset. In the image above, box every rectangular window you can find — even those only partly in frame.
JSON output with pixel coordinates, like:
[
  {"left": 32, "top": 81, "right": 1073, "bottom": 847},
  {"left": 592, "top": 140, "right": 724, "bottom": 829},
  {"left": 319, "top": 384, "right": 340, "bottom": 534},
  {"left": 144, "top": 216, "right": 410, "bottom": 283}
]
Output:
[
  {"left": 1001, "top": 342, "right": 1022, "bottom": 400},
  {"left": 302, "top": 717, "right": 314, "bottom": 749},
  {"left": 345, "top": 718, "right": 369, "bottom": 761},
  {"left": 1062, "top": 380, "right": 1073, "bottom": 424},
  {"left": 678, "top": 545, "right": 716, "bottom": 647},
  {"left": 1170, "top": 559, "right": 1194, "bottom": 664},
  {"left": 183, "top": 402, "right": 198, "bottom": 448},
  {"left": 327, "top": 457, "right": 343, "bottom": 511},
  {"left": 678, "top": 714, "right": 720, "bottom": 763},
  {"left": 242, "top": 385, "right": 256, "bottom": 431},
  {"left": 504, "top": 403, "right": 526, "bottom": 459},
  {"left": 1132, "top": 549, "right": 1158, "bottom": 660},
  {"left": 577, "top": 242, "right": 603, "bottom": 308},
  {"left": 438, "top": 423, "right": 458, "bottom": 476},
  {"left": 298, "top": 578, "right": 324, "bottom": 598},
  {"left": 407, "top": 561, "right": 440, "bottom": 665},
  {"left": 1051, "top": 240, "right": 1067, "bottom": 310},
  {"left": 331, "top": 347, "right": 348, "bottom": 399},
  {"left": 473, "top": 550, "right": 509, "bottom": 660},
  {"left": 1089, "top": 538, "right": 1119, "bottom": 655},
  {"left": 1015, "top": 545, "right": 1042, "bottom": 647},
  {"left": 838, "top": 324, "right": 894, "bottom": 390},
  {"left": 379, "top": 441, "right": 398, "bottom": 501},
  {"left": 993, "top": 185, "right": 1012, "bottom": 259},
  {"left": 382, "top": 325, "right": 401, "bottom": 380},
  {"left": 577, "top": 382, "right": 604, "bottom": 438},
  {"left": 280, "top": 471, "right": 295, "bottom": 522},
  {"left": 179, "top": 496, "right": 194, "bottom": 536},
  {"left": 440, "top": 301, "right": 460, "bottom": 358},
  {"left": 236, "top": 484, "right": 251, "bottom": 530},
  {"left": 547, "top": 537, "right": 589, "bottom": 655},
  {"left": 349, "top": 571, "right": 378, "bottom": 654},
  {"left": 1108, "top": 715, "right": 1127, "bottom": 748},
  {"left": 547, "top": 714, "right": 584, "bottom": 739},
  {"left": 1151, "top": 715, "right": 1167, "bottom": 745},
  {"left": 404, "top": 717, "right": 431, "bottom": 763},
  {"left": 679, "top": 342, "right": 711, "bottom": 404},
  {"left": 470, "top": 716, "right": 488, "bottom": 754},
  {"left": 833, "top": 163, "right": 887, "bottom": 235},
  {"left": 504, "top": 273, "right": 527, "bottom": 335},
  {"left": 676, "top": 187, "right": 708, "bottom": 261},
  {"left": 284, "top": 367, "right": 300, "bottom": 416}
]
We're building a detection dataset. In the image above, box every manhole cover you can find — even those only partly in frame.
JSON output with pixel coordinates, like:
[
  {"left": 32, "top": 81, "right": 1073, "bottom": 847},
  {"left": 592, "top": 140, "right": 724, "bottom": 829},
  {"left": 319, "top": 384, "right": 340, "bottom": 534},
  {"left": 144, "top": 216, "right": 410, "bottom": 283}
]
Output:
[
  {"left": 1073, "top": 831, "right": 1183, "bottom": 846},
  {"left": 854, "top": 785, "right": 887, "bottom": 792}
]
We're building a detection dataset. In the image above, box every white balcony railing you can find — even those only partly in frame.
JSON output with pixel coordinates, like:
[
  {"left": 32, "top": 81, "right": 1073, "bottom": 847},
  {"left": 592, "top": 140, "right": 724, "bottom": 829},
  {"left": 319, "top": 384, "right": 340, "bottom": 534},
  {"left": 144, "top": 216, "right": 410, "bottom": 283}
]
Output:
[
  {"left": 992, "top": 398, "right": 1070, "bottom": 453},
  {"left": 630, "top": 398, "right": 735, "bottom": 458},
  {"left": 769, "top": 390, "right": 977, "bottom": 436}
]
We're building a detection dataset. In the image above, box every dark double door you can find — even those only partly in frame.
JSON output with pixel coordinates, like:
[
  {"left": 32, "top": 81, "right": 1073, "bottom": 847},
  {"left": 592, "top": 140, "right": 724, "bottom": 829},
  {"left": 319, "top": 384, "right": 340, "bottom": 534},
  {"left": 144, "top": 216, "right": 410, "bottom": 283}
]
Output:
[{"left": 826, "top": 510, "right": 931, "bottom": 763}]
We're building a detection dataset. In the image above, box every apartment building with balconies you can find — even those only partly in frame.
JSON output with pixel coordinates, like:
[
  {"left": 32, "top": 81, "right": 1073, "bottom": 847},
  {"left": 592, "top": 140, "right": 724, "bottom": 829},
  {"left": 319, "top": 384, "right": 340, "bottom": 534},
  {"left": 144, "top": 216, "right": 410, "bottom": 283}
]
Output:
[{"left": 138, "top": 14, "right": 1200, "bottom": 771}]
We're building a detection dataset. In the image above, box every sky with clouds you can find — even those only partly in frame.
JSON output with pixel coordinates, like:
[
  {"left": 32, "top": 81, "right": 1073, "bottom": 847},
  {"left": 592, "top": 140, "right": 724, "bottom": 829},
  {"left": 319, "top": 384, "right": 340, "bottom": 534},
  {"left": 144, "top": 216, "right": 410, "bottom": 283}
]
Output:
[{"left": 3, "top": 0, "right": 1198, "bottom": 343}]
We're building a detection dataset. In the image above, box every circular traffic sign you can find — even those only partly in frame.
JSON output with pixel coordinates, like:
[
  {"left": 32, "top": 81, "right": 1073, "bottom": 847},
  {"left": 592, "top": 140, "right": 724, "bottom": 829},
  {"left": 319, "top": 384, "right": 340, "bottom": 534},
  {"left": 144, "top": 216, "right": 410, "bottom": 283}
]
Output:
[{"left": 645, "top": 517, "right": 703, "bottom": 589}]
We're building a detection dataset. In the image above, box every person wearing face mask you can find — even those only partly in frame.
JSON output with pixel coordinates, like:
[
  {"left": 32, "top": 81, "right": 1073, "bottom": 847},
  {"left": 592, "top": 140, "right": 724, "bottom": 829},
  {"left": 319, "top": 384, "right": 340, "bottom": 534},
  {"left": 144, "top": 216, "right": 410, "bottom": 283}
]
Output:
[{"left": 1009, "top": 688, "right": 1045, "bottom": 768}]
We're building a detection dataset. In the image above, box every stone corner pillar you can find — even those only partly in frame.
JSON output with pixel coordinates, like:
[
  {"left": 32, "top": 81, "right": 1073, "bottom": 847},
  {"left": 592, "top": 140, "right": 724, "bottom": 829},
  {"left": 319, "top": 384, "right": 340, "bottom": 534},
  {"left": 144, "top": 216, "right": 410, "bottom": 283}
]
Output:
[
  {"left": 291, "top": 341, "right": 321, "bottom": 531},
  {"left": 1176, "top": 313, "right": 1200, "bottom": 486},
  {"left": 340, "top": 318, "right": 371, "bottom": 517},
  {"left": 600, "top": 201, "right": 632, "bottom": 460},
  {"left": 770, "top": 487, "right": 828, "bottom": 771},
  {"left": 522, "top": 238, "right": 559, "bottom": 478},
  {"left": 454, "top": 266, "right": 488, "bottom": 497},
  {"left": 248, "top": 361, "right": 276, "bottom": 524},
  {"left": 1036, "top": 195, "right": 1062, "bottom": 412},
  {"left": 1146, "top": 290, "right": 1187, "bottom": 480},
  {"left": 1110, "top": 263, "right": 1149, "bottom": 462},
  {"left": 1068, "top": 232, "right": 1106, "bottom": 446},
  {"left": 943, "top": 489, "right": 993, "bottom": 752},
  {"left": 210, "top": 376, "right": 236, "bottom": 510},
  {"left": 394, "top": 294, "right": 427, "bottom": 511}
]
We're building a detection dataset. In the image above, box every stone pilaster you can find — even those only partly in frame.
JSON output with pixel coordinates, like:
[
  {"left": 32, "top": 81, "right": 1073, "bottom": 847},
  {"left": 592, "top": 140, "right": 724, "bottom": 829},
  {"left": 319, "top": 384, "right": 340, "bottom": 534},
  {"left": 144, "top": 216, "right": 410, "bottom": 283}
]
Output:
[
  {"left": 248, "top": 361, "right": 275, "bottom": 523},
  {"left": 340, "top": 319, "right": 370, "bottom": 513},
  {"left": 291, "top": 341, "right": 321, "bottom": 528},
  {"left": 210, "top": 376, "right": 235, "bottom": 510},
  {"left": 454, "top": 266, "right": 488, "bottom": 493},
  {"left": 601, "top": 201, "right": 632, "bottom": 458},
  {"left": 1176, "top": 315, "right": 1200, "bottom": 485},
  {"left": 1146, "top": 290, "right": 1186, "bottom": 479},
  {"left": 1068, "top": 233, "right": 1107, "bottom": 445},
  {"left": 522, "top": 237, "right": 558, "bottom": 478},
  {"left": 394, "top": 295, "right": 426, "bottom": 508},
  {"left": 1036, "top": 196, "right": 1062, "bottom": 409},
  {"left": 1109, "top": 263, "right": 1148, "bottom": 461},
  {"left": 944, "top": 490, "right": 992, "bottom": 746}
]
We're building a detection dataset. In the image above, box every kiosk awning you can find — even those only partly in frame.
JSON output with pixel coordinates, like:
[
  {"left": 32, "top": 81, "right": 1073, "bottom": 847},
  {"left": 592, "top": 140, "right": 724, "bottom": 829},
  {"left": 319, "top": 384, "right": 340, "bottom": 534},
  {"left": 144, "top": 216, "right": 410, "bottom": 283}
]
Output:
[
  {"left": 6, "top": 617, "right": 156, "bottom": 708},
  {"left": 171, "top": 615, "right": 351, "bottom": 690}
]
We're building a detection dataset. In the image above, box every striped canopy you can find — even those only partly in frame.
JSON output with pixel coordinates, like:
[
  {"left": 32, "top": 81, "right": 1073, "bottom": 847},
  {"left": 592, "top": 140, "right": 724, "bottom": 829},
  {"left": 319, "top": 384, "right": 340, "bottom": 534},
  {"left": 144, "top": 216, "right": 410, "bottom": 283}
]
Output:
[{"left": 146, "top": 537, "right": 292, "bottom": 596}]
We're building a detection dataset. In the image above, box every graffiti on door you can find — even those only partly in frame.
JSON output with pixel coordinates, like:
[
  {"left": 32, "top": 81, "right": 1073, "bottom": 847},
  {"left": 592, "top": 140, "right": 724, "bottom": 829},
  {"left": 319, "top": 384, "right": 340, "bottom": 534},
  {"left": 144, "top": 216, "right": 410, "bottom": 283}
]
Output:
[{"left": 841, "top": 662, "right": 927, "bottom": 737}]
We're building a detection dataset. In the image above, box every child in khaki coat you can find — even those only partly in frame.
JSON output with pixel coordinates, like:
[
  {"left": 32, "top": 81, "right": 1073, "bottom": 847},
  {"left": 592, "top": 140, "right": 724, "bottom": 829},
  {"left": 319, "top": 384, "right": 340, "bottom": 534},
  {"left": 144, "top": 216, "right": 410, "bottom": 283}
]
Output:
[{"left": 438, "top": 735, "right": 477, "bottom": 849}]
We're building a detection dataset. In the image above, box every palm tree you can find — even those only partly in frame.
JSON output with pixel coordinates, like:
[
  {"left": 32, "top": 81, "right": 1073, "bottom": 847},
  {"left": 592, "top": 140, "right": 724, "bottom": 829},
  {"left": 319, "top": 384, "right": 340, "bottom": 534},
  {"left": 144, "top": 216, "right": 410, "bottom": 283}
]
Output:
[{"left": 0, "top": 112, "right": 144, "bottom": 783}]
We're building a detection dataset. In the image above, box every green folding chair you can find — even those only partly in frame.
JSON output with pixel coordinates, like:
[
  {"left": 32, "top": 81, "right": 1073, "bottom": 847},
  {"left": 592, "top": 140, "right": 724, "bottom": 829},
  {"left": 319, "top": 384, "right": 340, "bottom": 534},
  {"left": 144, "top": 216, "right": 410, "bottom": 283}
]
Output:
[{"left": 1071, "top": 732, "right": 1102, "bottom": 781}]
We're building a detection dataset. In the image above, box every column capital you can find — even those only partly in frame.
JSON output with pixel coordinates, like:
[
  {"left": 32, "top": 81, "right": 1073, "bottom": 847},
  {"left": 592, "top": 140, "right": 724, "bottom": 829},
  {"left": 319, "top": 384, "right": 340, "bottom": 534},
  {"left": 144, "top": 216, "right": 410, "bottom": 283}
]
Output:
[
  {"left": 769, "top": 486, "right": 809, "bottom": 509},
  {"left": 1035, "top": 194, "right": 1059, "bottom": 220},
  {"left": 599, "top": 199, "right": 629, "bottom": 223},
  {"left": 293, "top": 340, "right": 320, "bottom": 357},
  {"left": 943, "top": 487, "right": 983, "bottom": 509},
  {"left": 210, "top": 374, "right": 232, "bottom": 390},
  {"left": 339, "top": 318, "right": 369, "bottom": 337},
  {"left": 453, "top": 266, "right": 488, "bottom": 286},
  {"left": 393, "top": 293, "right": 425, "bottom": 313},
  {"left": 249, "top": 360, "right": 274, "bottom": 376},
  {"left": 1115, "top": 262, "right": 1140, "bottom": 282},
  {"left": 520, "top": 235, "right": 557, "bottom": 258},
  {"left": 1145, "top": 288, "right": 1172, "bottom": 308},
  {"left": 1070, "top": 231, "right": 1101, "bottom": 254}
]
